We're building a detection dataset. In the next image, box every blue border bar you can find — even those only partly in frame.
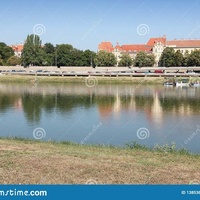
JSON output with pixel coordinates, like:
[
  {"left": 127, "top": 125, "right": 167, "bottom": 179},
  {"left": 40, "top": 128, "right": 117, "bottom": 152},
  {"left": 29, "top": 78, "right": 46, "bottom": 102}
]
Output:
[{"left": 0, "top": 185, "right": 200, "bottom": 200}]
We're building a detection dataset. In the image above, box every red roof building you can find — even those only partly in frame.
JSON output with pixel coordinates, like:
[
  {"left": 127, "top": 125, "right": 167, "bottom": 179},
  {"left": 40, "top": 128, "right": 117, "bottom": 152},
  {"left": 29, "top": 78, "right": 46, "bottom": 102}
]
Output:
[
  {"left": 98, "top": 36, "right": 200, "bottom": 66},
  {"left": 11, "top": 44, "right": 24, "bottom": 57}
]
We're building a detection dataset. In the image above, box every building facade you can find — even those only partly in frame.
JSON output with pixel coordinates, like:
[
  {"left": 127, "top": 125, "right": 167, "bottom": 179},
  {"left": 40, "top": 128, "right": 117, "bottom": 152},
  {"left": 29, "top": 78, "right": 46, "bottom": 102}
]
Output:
[
  {"left": 98, "top": 36, "right": 200, "bottom": 66},
  {"left": 11, "top": 44, "right": 24, "bottom": 57}
]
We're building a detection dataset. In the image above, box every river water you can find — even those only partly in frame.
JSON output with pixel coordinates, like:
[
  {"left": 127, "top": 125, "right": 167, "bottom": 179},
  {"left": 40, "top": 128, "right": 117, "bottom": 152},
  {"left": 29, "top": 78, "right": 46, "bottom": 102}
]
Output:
[{"left": 0, "top": 82, "right": 200, "bottom": 153}]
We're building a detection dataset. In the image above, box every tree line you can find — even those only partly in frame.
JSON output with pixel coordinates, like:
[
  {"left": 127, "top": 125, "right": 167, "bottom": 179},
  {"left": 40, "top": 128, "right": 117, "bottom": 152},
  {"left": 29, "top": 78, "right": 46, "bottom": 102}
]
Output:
[
  {"left": 159, "top": 47, "right": 200, "bottom": 67},
  {"left": 1, "top": 34, "right": 200, "bottom": 67}
]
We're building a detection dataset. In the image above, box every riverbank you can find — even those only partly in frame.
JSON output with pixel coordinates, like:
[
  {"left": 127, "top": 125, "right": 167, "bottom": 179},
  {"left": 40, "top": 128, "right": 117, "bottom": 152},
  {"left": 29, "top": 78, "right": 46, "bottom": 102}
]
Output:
[
  {"left": 0, "top": 138, "right": 199, "bottom": 184},
  {"left": 0, "top": 75, "right": 164, "bottom": 84}
]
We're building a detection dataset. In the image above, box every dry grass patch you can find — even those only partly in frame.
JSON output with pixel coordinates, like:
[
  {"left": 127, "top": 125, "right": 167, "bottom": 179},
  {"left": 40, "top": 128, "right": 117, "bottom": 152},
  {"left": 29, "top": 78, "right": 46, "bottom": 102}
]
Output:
[{"left": 0, "top": 139, "right": 200, "bottom": 184}]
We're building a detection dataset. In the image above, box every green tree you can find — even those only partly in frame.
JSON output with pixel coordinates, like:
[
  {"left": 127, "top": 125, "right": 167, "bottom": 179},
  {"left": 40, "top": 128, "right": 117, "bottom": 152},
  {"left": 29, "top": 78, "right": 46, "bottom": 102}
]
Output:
[
  {"left": 0, "top": 57, "right": 3, "bottom": 66},
  {"left": 94, "top": 51, "right": 117, "bottom": 66},
  {"left": 188, "top": 49, "right": 200, "bottom": 66},
  {"left": 182, "top": 50, "right": 190, "bottom": 67},
  {"left": 146, "top": 54, "right": 155, "bottom": 66},
  {"left": 7, "top": 56, "right": 21, "bottom": 66},
  {"left": 134, "top": 51, "right": 155, "bottom": 67},
  {"left": 159, "top": 47, "right": 175, "bottom": 67},
  {"left": 174, "top": 50, "right": 183, "bottom": 66},
  {"left": 0, "top": 42, "right": 14, "bottom": 64},
  {"left": 81, "top": 50, "right": 96, "bottom": 66},
  {"left": 43, "top": 43, "right": 55, "bottom": 66},
  {"left": 118, "top": 54, "right": 133, "bottom": 67},
  {"left": 22, "top": 34, "right": 43, "bottom": 67},
  {"left": 56, "top": 44, "right": 74, "bottom": 67}
]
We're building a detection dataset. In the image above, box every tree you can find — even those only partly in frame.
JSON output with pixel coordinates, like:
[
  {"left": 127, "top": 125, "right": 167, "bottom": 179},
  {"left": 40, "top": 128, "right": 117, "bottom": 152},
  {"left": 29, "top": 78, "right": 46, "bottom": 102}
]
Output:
[
  {"left": 21, "top": 34, "right": 43, "bottom": 67},
  {"left": 0, "top": 57, "right": 3, "bottom": 66},
  {"left": 43, "top": 43, "right": 55, "bottom": 66},
  {"left": 159, "top": 47, "right": 175, "bottom": 67},
  {"left": 94, "top": 51, "right": 117, "bottom": 66},
  {"left": 134, "top": 51, "right": 155, "bottom": 67},
  {"left": 146, "top": 54, "right": 155, "bottom": 66},
  {"left": 0, "top": 42, "right": 14, "bottom": 64},
  {"left": 118, "top": 54, "right": 133, "bottom": 67},
  {"left": 134, "top": 51, "right": 146, "bottom": 67},
  {"left": 188, "top": 49, "right": 200, "bottom": 66},
  {"left": 182, "top": 50, "right": 190, "bottom": 67},
  {"left": 56, "top": 44, "right": 74, "bottom": 67},
  {"left": 174, "top": 50, "right": 183, "bottom": 66},
  {"left": 7, "top": 56, "right": 21, "bottom": 66},
  {"left": 81, "top": 50, "right": 96, "bottom": 67}
]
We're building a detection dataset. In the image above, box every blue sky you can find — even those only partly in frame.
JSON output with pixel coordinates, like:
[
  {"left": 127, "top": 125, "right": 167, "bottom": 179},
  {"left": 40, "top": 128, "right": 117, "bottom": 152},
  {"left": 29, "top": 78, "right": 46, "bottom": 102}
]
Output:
[{"left": 0, "top": 0, "right": 200, "bottom": 51}]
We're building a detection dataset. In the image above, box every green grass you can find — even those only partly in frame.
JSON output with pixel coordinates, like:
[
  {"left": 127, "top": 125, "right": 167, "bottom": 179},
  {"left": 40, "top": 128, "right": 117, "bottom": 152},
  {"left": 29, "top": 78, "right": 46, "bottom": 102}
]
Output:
[{"left": 0, "top": 75, "right": 164, "bottom": 84}]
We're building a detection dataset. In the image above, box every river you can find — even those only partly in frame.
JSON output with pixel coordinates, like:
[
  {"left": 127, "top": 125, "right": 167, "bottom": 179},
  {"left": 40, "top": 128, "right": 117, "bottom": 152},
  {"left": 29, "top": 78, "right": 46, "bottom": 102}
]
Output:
[{"left": 0, "top": 82, "right": 199, "bottom": 153}]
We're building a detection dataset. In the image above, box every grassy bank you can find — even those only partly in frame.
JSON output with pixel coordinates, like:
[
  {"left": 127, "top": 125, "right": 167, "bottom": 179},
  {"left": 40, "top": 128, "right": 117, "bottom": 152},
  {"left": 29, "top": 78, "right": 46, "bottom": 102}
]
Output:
[
  {"left": 0, "top": 75, "right": 164, "bottom": 84},
  {"left": 0, "top": 138, "right": 199, "bottom": 184}
]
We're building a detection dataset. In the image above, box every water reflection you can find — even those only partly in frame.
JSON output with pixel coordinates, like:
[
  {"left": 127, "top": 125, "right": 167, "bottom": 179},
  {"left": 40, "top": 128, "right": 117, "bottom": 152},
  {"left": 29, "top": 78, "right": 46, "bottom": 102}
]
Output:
[{"left": 0, "top": 83, "right": 200, "bottom": 124}]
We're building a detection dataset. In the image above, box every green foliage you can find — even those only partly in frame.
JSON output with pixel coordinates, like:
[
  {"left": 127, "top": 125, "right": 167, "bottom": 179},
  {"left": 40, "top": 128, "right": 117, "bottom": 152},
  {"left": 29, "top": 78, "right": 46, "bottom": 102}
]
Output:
[
  {"left": 134, "top": 51, "right": 155, "bottom": 67},
  {"left": 174, "top": 50, "right": 184, "bottom": 66},
  {"left": 159, "top": 47, "right": 175, "bottom": 67},
  {"left": 55, "top": 45, "right": 96, "bottom": 67},
  {"left": 153, "top": 142, "right": 189, "bottom": 155},
  {"left": 126, "top": 141, "right": 149, "bottom": 150},
  {"left": 43, "top": 43, "right": 55, "bottom": 66},
  {"left": 182, "top": 50, "right": 190, "bottom": 66},
  {"left": 7, "top": 56, "right": 21, "bottom": 66},
  {"left": 188, "top": 49, "right": 200, "bottom": 66},
  {"left": 0, "top": 42, "right": 14, "bottom": 65},
  {"left": 94, "top": 50, "right": 117, "bottom": 66},
  {"left": 159, "top": 48, "right": 200, "bottom": 67},
  {"left": 118, "top": 54, "right": 133, "bottom": 66},
  {"left": 126, "top": 141, "right": 189, "bottom": 155},
  {"left": 0, "top": 57, "right": 3, "bottom": 66},
  {"left": 21, "top": 34, "right": 43, "bottom": 67}
]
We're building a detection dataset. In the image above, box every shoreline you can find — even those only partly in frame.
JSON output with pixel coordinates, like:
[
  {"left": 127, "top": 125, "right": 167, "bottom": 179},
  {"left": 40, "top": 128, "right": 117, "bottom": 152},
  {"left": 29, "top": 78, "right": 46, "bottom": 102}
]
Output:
[
  {"left": 0, "top": 138, "right": 199, "bottom": 184},
  {"left": 0, "top": 75, "right": 165, "bottom": 84}
]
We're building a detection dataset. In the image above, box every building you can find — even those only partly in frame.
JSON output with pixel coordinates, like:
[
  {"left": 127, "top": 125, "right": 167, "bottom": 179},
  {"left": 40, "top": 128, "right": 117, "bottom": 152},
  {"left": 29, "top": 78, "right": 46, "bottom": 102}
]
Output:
[
  {"left": 98, "top": 36, "right": 200, "bottom": 66},
  {"left": 11, "top": 44, "right": 24, "bottom": 57}
]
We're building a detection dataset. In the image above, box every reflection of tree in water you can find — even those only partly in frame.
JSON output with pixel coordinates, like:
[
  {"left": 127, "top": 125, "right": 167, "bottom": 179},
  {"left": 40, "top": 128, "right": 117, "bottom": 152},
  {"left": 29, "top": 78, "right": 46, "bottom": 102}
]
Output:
[
  {"left": 120, "top": 96, "right": 132, "bottom": 110},
  {"left": 22, "top": 94, "right": 44, "bottom": 122},
  {"left": 21, "top": 93, "right": 95, "bottom": 122},
  {"left": 159, "top": 97, "right": 200, "bottom": 113},
  {"left": 134, "top": 96, "right": 154, "bottom": 109},
  {"left": 1, "top": 90, "right": 200, "bottom": 123},
  {"left": 94, "top": 95, "right": 115, "bottom": 118},
  {"left": 0, "top": 94, "right": 20, "bottom": 113}
]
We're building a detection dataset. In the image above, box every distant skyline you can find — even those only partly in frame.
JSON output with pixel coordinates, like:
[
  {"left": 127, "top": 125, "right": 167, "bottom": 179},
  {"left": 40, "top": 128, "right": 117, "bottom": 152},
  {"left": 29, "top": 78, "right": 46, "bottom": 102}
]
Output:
[{"left": 1, "top": 0, "right": 200, "bottom": 51}]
